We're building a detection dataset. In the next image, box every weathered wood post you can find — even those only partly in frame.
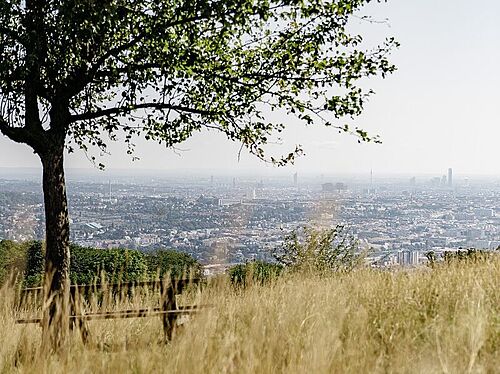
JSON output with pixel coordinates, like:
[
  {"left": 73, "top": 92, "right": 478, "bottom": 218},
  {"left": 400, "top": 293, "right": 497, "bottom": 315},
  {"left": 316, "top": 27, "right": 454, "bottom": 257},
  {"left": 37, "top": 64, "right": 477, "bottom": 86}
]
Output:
[
  {"left": 69, "top": 286, "right": 90, "bottom": 344},
  {"left": 161, "top": 279, "right": 178, "bottom": 342}
]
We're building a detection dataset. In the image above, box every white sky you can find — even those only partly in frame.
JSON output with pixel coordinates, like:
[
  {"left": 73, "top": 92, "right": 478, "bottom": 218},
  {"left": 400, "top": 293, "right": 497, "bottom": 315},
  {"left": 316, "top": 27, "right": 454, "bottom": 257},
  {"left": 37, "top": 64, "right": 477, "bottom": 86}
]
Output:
[{"left": 1, "top": 0, "right": 499, "bottom": 177}]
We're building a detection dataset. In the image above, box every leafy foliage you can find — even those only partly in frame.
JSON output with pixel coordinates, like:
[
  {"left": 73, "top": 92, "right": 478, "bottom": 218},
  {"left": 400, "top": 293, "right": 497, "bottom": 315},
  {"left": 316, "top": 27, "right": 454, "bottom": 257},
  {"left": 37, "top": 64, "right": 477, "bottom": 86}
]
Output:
[
  {"left": 425, "top": 248, "right": 498, "bottom": 268},
  {"left": 0, "top": 0, "right": 397, "bottom": 164},
  {"left": 425, "top": 250, "right": 437, "bottom": 268},
  {"left": 24, "top": 241, "right": 45, "bottom": 287},
  {"left": 228, "top": 260, "right": 283, "bottom": 287},
  {"left": 0, "top": 241, "right": 202, "bottom": 286},
  {"left": 0, "top": 240, "right": 26, "bottom": 284},
  {"left": 69, "top": 244, "right": 148, "bottom": 284},
  {"left": 443, "top": 249, "right": 496, "bottom": 264},
  {"left": 146, "top": 249, "right": 203, "bottom": 279},
  {"left": 274, "top": 225, "right": 364, "bottom": 274}
]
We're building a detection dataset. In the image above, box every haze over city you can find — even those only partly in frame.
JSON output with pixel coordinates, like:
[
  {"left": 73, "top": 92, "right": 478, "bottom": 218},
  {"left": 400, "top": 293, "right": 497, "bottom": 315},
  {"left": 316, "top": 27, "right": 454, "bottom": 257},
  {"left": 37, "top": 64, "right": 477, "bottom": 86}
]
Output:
[{"left": 1, "top": 0, "right": 499, "bottom": 177}]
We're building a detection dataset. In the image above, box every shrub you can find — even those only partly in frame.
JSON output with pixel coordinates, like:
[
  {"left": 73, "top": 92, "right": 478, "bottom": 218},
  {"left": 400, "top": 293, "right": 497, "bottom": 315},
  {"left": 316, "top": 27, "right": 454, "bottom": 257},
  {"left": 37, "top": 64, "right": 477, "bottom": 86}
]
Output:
[
  {"left": 425, "top": 250, "right": 437, "bottom": 268},
  {"left": 146, "top": 249, "right": 202, "bottom": 279},
  {"left": 24, "top": 241, "right": 44, "bottom": 287},
  {"left": 0, "top": 240, "right": 26, "bottom": 284},
  {"left": 228, "top": 261, "right": 283, "bottom": 287},
  {"left": 443, "top": 248, "right": 495, "bottom": 264},
  {"left": 70, "top": 245, "right": 148, "bottom": 284},
  {"left": 2, "top": 242, "right": 203, "bottom": 286},
  {"left": 273, "top": 225, "right": 364, "bottom": 275},
  {"left": 18, "top": 243, "right": 149, "bottom": 286}
]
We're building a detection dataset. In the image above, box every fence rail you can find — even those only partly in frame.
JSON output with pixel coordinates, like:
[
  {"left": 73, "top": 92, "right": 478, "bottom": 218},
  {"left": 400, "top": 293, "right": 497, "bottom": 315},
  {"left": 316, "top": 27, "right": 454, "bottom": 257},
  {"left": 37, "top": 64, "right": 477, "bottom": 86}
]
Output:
[
  {"left": 16, "top": 277, "right": 205, "bottom": 342},
  {"left": 21, "top": 278, "right": 202, "bottom": 294}
]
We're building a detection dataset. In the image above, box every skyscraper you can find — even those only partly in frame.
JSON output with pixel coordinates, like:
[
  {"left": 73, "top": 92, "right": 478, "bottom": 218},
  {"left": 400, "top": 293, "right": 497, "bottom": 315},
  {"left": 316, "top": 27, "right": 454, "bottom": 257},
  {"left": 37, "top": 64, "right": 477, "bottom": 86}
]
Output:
[
  {"left": 293, "top": 172, "right": 298, "bottom": 186},
  {"left": 448, "top": 168, "right": 453, "bottom": 187}
]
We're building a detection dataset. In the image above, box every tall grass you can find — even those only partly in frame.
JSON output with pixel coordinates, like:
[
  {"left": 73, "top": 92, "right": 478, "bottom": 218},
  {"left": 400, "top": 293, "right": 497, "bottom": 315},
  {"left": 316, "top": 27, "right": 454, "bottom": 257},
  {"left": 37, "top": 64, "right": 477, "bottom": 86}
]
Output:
[{"left": 1, "top": 258, "right": 499, "bottom": 373}]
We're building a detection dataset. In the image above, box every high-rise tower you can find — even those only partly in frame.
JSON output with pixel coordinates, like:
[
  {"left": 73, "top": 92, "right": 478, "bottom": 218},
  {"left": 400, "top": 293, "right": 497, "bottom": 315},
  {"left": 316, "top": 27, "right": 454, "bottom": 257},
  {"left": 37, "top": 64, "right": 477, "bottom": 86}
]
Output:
[{"left": 448, "top": 168, "right": 453, "bottom": 187}]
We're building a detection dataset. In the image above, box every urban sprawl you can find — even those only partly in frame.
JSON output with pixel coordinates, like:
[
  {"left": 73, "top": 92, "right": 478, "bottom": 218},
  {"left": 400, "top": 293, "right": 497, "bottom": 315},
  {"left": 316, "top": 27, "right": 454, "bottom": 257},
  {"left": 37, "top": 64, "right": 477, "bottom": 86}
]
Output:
[{"left": 1, "top": 170, "right": 498, "bottom": 273}]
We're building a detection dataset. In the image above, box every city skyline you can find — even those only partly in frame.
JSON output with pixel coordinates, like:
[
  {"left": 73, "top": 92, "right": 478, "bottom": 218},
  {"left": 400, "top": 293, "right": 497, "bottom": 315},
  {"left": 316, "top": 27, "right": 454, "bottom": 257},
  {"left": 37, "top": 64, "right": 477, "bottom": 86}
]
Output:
[{"left": 1, "top": 174, "right": 498, "bottom": 266}]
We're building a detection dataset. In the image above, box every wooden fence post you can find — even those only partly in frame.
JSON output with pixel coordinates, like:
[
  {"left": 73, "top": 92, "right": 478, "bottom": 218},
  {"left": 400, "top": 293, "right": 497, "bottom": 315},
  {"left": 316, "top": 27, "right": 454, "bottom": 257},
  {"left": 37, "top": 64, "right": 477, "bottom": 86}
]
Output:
[
  {"left": 69, "top": 286, "right": 90, "bottom": 344},
  {"left": 161, "top": 279, "right": 178, "bottom": 342}
]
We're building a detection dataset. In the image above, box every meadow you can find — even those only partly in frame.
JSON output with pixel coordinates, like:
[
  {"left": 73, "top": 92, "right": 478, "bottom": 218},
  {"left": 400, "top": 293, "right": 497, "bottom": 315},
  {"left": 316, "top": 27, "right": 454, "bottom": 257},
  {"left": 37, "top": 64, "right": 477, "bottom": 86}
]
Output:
[{"left": 1, "top": 257, "right": 498, "bottom": 373}]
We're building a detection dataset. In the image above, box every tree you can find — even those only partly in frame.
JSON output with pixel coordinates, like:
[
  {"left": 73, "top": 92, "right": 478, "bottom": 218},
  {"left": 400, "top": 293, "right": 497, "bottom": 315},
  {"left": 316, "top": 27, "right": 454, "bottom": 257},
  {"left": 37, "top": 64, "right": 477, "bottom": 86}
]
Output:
[
  {"left": 2, "top": 241, "right": 151, "bottom": 287},
  {"left": 24, "top": 240, "right": 45, "bottom": 286},
  {"left": 146, "top": 249, "right": 202, "bottom": 279},
  {"left": 70, "top": 245, "right": 148, "bottom": 284},
  {"left": 0, "top": 0, "right": 396, "bottom": 348}
]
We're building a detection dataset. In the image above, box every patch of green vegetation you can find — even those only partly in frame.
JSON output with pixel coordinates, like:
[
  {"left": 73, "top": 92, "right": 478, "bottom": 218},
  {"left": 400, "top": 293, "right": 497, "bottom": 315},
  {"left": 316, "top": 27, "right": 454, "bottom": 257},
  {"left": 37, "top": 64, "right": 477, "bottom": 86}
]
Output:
[
  {"left": 0, "top": 240, "right": 26, "bottom": 284},
  {"left": 0, "top": 241, "right": 201, "bottom": 286},
  {"left": 228, "top": 261, "right": 283, "bottom": 287},
  {"left": 146, "top": 249, "right": 203, "bottom": 279}
]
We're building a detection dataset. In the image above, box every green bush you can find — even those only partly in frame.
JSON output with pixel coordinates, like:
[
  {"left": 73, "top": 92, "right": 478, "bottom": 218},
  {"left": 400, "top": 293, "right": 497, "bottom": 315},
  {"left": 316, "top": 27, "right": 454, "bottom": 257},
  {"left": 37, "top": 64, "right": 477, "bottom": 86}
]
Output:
[
  {"left": 228, "top": 261, "right": 283, "bottom": 287},
  {"left": 443, "top": 248, "right": 495, "bottom": 264},
  {"left": 70, "top": 245, "right": 148, "bottom": 284},
  {"left": 1, "top": 241, "right": 202, "bottom": 286},
  {"left": 0, "top": 240, "right": 26, "bottom": 284},
  {"left": 24, "top": 241, "right": 44, "bottom": 287},
  {"left": 146, "top": 249, "right": 202, "bottom": 279},
  {"left": 273, "top": 225, "right": 364, "bottom": 275},
  {"left": 17, "top": 242, "right": 150, "bottom": 286}
]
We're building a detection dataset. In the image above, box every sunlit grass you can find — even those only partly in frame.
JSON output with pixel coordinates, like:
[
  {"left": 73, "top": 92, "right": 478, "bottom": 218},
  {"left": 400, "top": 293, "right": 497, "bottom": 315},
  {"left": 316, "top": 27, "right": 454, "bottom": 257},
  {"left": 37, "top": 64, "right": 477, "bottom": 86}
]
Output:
[{"left": 1, "top": 258, "right": 499, "bottom": 373}]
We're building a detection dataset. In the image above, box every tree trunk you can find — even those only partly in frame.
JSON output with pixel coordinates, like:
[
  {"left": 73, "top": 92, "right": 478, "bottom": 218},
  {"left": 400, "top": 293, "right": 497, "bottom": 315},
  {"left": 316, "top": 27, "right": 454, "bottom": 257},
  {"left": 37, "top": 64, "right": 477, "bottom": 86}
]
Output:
[{"left": 40, "top": 144, "right": 71, "bottom": 351}]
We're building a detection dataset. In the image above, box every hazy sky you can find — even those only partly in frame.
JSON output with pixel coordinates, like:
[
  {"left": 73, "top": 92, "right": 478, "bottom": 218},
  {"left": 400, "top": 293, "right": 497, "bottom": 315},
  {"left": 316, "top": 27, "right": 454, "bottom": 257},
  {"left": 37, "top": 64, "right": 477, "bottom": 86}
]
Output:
[{"left": 1, "top": 0, "right": 499, "bottom": 177}]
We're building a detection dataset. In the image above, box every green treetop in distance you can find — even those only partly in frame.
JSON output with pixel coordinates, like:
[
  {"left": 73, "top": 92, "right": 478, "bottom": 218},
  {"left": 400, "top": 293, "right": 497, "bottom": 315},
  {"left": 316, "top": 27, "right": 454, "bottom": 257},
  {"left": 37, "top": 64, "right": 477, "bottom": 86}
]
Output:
[{"left": 0, "top": 0, "right": 397, "bottom": 349}]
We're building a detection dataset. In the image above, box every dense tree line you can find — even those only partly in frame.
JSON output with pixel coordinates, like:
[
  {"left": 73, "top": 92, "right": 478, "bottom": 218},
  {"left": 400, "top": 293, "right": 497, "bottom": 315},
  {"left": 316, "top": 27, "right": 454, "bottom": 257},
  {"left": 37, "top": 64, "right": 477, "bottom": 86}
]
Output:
[{"left": 0, "top": 240, "right": 202, "bottom": 287}]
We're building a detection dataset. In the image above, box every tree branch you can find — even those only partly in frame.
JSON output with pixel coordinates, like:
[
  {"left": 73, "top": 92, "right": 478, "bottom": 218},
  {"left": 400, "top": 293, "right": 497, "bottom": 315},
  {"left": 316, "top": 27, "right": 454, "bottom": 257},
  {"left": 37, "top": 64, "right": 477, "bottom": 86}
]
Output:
[
  {"left": 64, "top": 13, "right": 216, "bottom": 99},
  {"left": 70, "top": 103, "right": 217, "bottom": 122},
  {"left": 0, "top": 116, "right": 47, "bottom": 152},
  {"left": 0, "top": 118, "right": 29, "bottom": 144}
]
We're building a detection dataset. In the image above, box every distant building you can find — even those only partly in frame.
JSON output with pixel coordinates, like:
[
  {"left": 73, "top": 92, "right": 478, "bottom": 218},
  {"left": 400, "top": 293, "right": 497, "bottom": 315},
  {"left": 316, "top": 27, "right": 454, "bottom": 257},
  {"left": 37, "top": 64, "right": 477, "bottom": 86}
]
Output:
[
  {"left": 218, "top": 198, "right": 241, "bottom": 206},
  {"left": 430, "top": 177, "right": 441, "bottom": 186},
  {"left": 293, "top": 172, "right": 298, "bottom": 187},
  {"left": 397, "top": 250, "right": 420, "bottom": 266},
  {"left": 448, "top": 168, "right": 453, "bottom": 187},
  {"left": 246, "top": 188, "right": 256, "bottom": 200},
  {"left": 322, "top": 183, "right": 335, "bottom": 192},
  {"left": 335, "top": 182, "right": 347, "bottom": 191}
]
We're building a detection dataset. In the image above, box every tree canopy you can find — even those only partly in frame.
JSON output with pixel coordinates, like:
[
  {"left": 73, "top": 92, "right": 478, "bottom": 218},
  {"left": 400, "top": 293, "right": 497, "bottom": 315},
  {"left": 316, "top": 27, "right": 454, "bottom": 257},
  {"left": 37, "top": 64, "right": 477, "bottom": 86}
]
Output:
[{"left": 0, "top": 0, "right": 397, "bottom": 165}]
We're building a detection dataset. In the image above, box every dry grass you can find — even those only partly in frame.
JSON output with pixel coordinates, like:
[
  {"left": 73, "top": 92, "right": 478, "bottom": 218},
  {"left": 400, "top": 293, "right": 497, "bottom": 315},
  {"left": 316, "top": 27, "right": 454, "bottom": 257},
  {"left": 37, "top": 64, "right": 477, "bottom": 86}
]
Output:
[{"left": 1, "top": 258, "right": 499, "bottom": 373}]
